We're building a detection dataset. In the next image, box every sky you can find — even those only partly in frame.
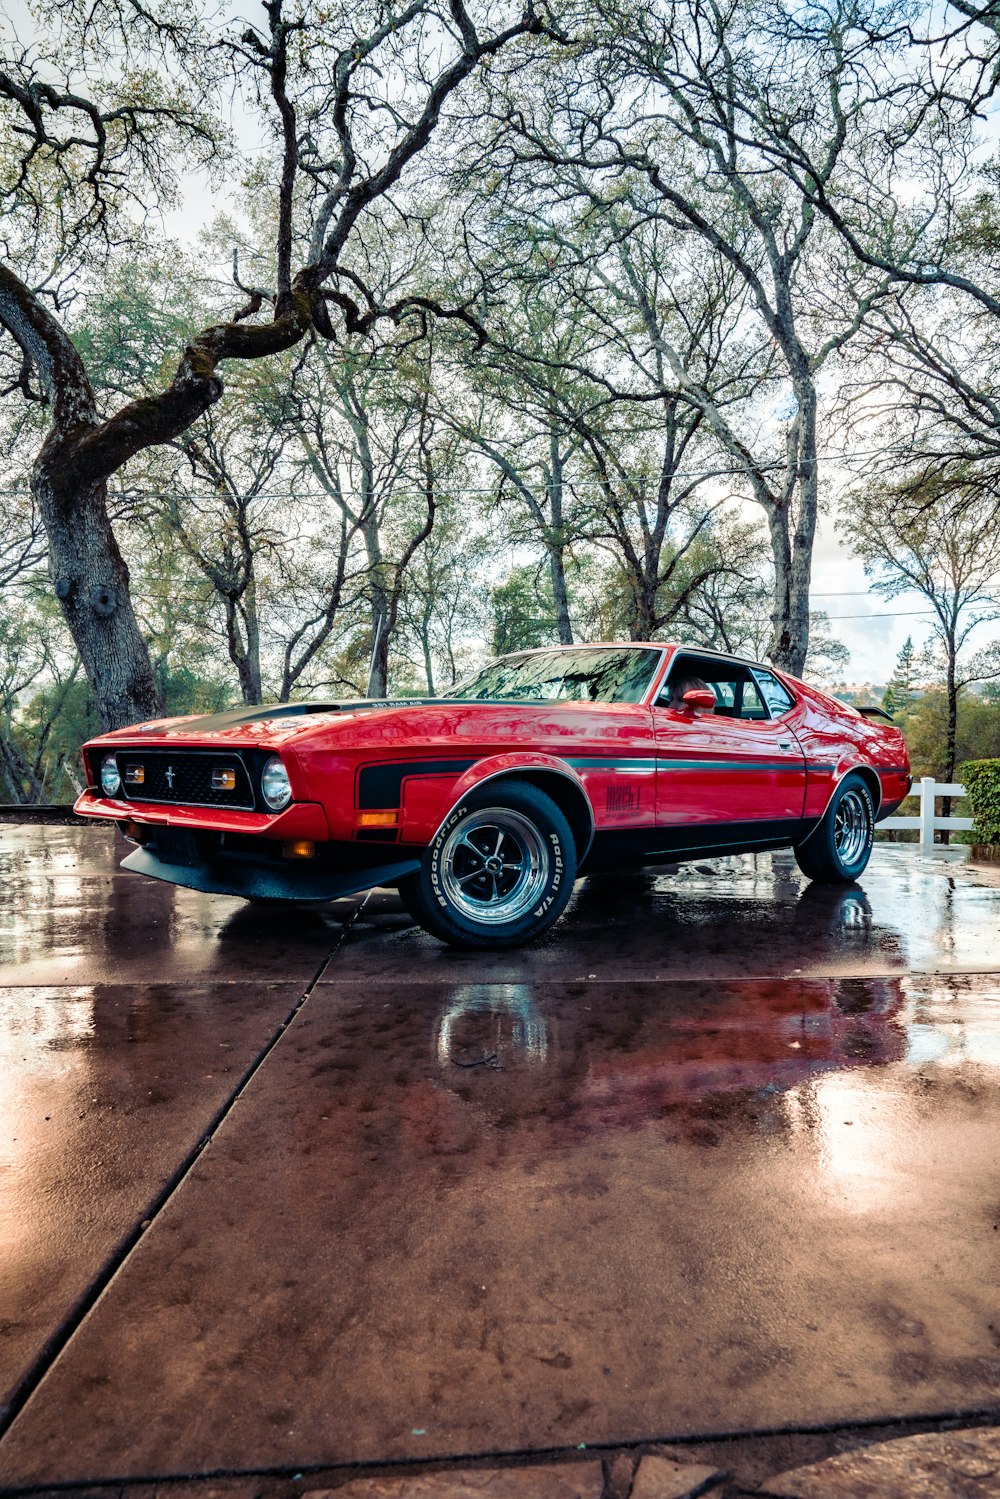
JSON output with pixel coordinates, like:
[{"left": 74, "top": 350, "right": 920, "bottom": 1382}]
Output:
[{"left": 809, "top": 521, "right": 928, "bottom": 686}]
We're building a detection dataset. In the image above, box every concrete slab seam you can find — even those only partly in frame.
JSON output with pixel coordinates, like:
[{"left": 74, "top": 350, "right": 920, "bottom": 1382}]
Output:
[
  {"left": 2, "top": 1409, "right": 1000, "bottom": 1495},
  {"left": 313, "top": 967, "right": 1000, "bottom": 988},
  {"left": 0, "top": 896, "right": 370, "bottom": 1448}
]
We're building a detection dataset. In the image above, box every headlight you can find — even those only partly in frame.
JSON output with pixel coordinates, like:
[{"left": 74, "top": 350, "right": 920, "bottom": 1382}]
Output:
[
  {"left": 100, "top": 754, "right": 121, "bottom": 797},
  {"left": 261, "top": 756, "right": 292, "bottom": 811}
]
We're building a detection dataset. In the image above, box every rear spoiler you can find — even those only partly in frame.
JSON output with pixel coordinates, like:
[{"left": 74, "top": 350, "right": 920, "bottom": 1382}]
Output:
[{"left": 858, "top": 705, "right": 895, "bottom": 723}]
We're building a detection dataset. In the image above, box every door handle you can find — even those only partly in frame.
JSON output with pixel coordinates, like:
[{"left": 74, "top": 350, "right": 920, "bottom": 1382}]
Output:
[{"left": 778, "top": 741, "right": 794, "bottom": 751}]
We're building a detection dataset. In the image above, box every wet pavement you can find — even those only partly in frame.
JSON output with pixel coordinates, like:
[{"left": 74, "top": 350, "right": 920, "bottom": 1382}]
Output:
[{"left": 1, "top": 823, "right": 1000, "bottom": 1492}]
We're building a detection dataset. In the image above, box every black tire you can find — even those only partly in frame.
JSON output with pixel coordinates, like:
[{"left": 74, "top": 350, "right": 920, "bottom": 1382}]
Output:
[
  {"left": 397, "top": 779, "right": 577, "bottom": 949},
  {"left": 794, "top": 773, "right": 875, "bottom": 884}
]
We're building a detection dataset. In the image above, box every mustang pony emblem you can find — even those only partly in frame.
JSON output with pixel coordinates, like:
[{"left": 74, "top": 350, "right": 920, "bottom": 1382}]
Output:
[{"left": 165, "top": 766, "right": 175, "bottom": 790}]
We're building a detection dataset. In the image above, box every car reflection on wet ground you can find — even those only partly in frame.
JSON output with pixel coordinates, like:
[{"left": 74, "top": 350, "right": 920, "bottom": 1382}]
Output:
[{"left": 1, "top": 823, "right": 1000, "bottom": 1490}]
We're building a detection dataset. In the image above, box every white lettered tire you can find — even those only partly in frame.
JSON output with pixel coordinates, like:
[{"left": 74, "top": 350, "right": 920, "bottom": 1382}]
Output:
[
  {"left": 794, "top": 772, "right": 875, "bottom": 883},
  {"left": 397, "top": 780, "right": 577, "bottom": 948}
]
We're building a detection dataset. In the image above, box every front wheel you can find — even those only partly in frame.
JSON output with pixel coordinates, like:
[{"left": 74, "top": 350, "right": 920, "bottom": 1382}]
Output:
[
  {"left": 794, "top": 773, "right": 875, "bottom": 884},
  {"left": 398, "top": 780, "right": 577, "bottom": 949}
]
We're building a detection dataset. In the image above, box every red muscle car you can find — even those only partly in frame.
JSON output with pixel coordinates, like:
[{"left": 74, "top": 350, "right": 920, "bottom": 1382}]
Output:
[{"left": 75, "top": 643, "right": 911, "bottom": 948}]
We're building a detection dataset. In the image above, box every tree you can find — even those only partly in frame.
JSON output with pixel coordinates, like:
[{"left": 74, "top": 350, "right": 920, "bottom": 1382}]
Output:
[
  {"left": 472, "top": 0, "right": 891, "bottom": 671},
  {"left": 0, "top": 0, "right": 555, "bottom": 727},
  {"left": 895, "top": 689, "right": 1000, "bottom": 787},
  {"left": 0, "top": 411, "right": 47, "bottom": 589},
  {"left": 439, "top": 278, "right": 600, "bottom": 647},
  {"left": 395, "top": 520, "right": 490, "bottom": 692},
  {"left": 490, "top": 563, "right": 566, "bottom": 654},
  {"left": 0, "top": 580, "right": 88, "bottom": 803},
  {"left": 804, "top": 612, "right": 851, "bottom": 686},
  {"left": 882, "top": 636, "right": 920, "bottom": 715},
  {"left": 294, "top": 336, "right": 452, "bottom": 696},
  {"left": 165, "top": 375, "right": 294, "bottom": 705},
  {"left": 752, "top": 1, "right": 1000, "bottom": 532},
  {"left": 845, "top": 471, "right": 1000, "bottom": 833},
  {"left": 446, "top": 202, "right": 772, "bottom": 644}
]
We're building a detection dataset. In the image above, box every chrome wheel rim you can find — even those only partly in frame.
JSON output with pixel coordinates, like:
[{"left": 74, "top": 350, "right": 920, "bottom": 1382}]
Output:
[
  {"left": 834, "top": 789, "right": 870, "bottom": 865},
  {"left": 440, "top": 808, "right": 549, "bottom": 924}
]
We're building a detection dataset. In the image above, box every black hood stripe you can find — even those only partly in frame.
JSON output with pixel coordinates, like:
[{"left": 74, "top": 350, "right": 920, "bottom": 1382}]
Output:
[{"left": 152, "top": 698, "right": 446, "bottom": 736}]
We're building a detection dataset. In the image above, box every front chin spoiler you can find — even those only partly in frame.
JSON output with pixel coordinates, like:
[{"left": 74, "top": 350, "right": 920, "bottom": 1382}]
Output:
[{"left": 120, "top": 846, "right": 420, "bottom": 902}]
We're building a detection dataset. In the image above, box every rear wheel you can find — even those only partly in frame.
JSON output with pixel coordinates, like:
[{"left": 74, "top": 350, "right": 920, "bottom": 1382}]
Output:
[
  {"left": 794, "top": 773, "right": 875, "bottom": 884},
  {"left": 398, "top": 780, "right": 577, "bottom": 949}
]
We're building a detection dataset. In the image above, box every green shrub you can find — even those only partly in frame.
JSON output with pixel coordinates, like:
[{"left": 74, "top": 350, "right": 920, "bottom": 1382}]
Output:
[{"left": 959, "top": 760, "right": 1000, "bottom": 844}]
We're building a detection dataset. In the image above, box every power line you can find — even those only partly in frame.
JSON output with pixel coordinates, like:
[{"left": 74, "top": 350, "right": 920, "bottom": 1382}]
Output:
[{"left": 825, "top": 609, "right": 939, "bottom": 620}]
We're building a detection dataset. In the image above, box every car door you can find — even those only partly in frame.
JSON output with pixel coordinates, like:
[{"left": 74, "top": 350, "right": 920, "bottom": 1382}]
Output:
[{"left": 653, "top": 656, "right": 807, "bottom": 839}]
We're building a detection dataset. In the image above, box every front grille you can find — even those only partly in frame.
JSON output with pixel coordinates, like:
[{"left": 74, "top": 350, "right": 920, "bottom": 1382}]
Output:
[{"left": 112, "top": 750, "right": 256, "bottom": 810}]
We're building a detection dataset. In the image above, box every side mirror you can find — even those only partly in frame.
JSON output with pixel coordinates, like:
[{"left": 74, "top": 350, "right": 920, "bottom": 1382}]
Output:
[{"left": 682, "top": 688, "right": 716, "bottom": 711}]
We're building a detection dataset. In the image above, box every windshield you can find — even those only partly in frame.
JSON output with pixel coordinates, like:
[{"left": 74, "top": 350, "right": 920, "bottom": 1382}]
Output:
[{"left": 449, "top": 647, "right": 663, "bottom": 704}]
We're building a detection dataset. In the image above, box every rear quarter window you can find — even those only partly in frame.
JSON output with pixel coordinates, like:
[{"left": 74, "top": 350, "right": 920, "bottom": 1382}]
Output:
[{"left": 754, "top": 671, "right": 795, "bottom": 716}]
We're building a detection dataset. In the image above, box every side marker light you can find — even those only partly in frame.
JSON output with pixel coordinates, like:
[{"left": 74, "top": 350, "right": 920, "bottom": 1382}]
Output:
[{"left": 357, "top": 811, "right": 398, "bottom": 828}]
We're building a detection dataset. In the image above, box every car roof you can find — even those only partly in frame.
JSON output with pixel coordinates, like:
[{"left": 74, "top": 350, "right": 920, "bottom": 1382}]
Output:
[
  {"left": 496, "top": 642, "right": 770, "bottom": 673},
  {"left": 660, "top": 642, "right": 774, "bottom": 672}
]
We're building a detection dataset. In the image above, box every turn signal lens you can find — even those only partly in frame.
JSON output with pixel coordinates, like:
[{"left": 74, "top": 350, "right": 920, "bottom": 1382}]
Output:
[
  {"left": 211, "top": 767, "right": 236, "bottom": 791},
  {"left": 357, "top": 810, "right": 398, "bottom": 828},
  {"left": 282, "top": 840, "right": 316, "bottom": 860},
  {"left": 124, "top": 765, "right": 144, "bottom": 785},
  {"left": 261, "top": 755, "right": 292, "bottom": 811},
  {"left": 100, "top": 755, "right": 121, "bottom": 797}
]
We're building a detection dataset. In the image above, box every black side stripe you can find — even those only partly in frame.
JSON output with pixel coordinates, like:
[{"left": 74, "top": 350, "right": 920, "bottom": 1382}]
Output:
[
  {"left": 357, "top": 758, "right": 475, "bottom": 808},
  {"left": 355, "top": 751, "right": 881, "bottom": 811}
]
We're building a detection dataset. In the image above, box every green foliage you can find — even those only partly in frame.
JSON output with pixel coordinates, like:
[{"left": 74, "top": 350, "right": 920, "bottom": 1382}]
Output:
[
  {"left": 895, "top": 689, "right": 1000, "bottom": 781},
  {"left": 959, "top": 760, "right": 1000, "bottom": 845},
  {"left": 73, "top": 252, "right": 203, "bottom": 394},
  {"left": 8, "top": 663, "right": 238, "bottom": 804},
  {"left": 883, "top": 636, "right": 919, "bottom": 715},
  {"left": 161, "top": 666, "right": 234, "bottom": 717},
  {"left": 490, "top": 567, "right": 562, "bottom": 654},
  {"left": 23, "top": 678, "right": 101, "bottom": 788}
]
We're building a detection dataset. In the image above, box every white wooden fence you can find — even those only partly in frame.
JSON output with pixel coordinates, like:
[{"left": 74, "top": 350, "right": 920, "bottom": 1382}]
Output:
[{"left": 880, "top": 777, "right": 974, "bottom": 849}]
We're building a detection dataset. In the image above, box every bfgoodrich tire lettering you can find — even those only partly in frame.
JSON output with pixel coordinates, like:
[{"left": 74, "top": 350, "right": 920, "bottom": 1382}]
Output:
[
  {"left": 398, "top": 779, "right": 577, "bottom": 948},
  {"left": 794, "top": 772, "right": 875, "bottom": 884}
]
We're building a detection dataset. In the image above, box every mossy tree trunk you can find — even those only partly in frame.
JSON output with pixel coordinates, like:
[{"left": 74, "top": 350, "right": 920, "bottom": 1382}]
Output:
[{"left": 34, "top": 454, "right": 161, "bottom": 729}]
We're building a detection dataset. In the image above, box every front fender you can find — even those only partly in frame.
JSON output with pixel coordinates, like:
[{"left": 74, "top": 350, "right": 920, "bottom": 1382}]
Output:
[
  {"left": 427, "top": 752, "right": 596, "bottom": 855},
  {"left": 449, "top": 751, "right": 588, "bottom": 802}
]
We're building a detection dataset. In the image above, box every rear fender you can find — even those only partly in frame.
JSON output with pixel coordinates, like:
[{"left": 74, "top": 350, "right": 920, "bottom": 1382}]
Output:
[
  {"left": 808, "top": 760, "right": 884, "bottom": 831},
  {"left": 433, "top": 753, "right": 596, "bottom": 860}
]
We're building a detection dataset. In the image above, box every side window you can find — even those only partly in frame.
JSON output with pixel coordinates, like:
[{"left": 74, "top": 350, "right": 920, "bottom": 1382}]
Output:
[
  {"left": 755, "top": 670, "right": 795, "bottom": 717},
  {"left": 659, "top": 659, "right": 770, "bottom": 720},
  {"left": 659, "top": 659, "right": 726, "bottom": 712}
]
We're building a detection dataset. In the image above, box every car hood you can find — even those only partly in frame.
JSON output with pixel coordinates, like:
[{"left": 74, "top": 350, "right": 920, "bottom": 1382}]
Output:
[{"left": 92, "top": 697, "right": 488, "bottom": 749}]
